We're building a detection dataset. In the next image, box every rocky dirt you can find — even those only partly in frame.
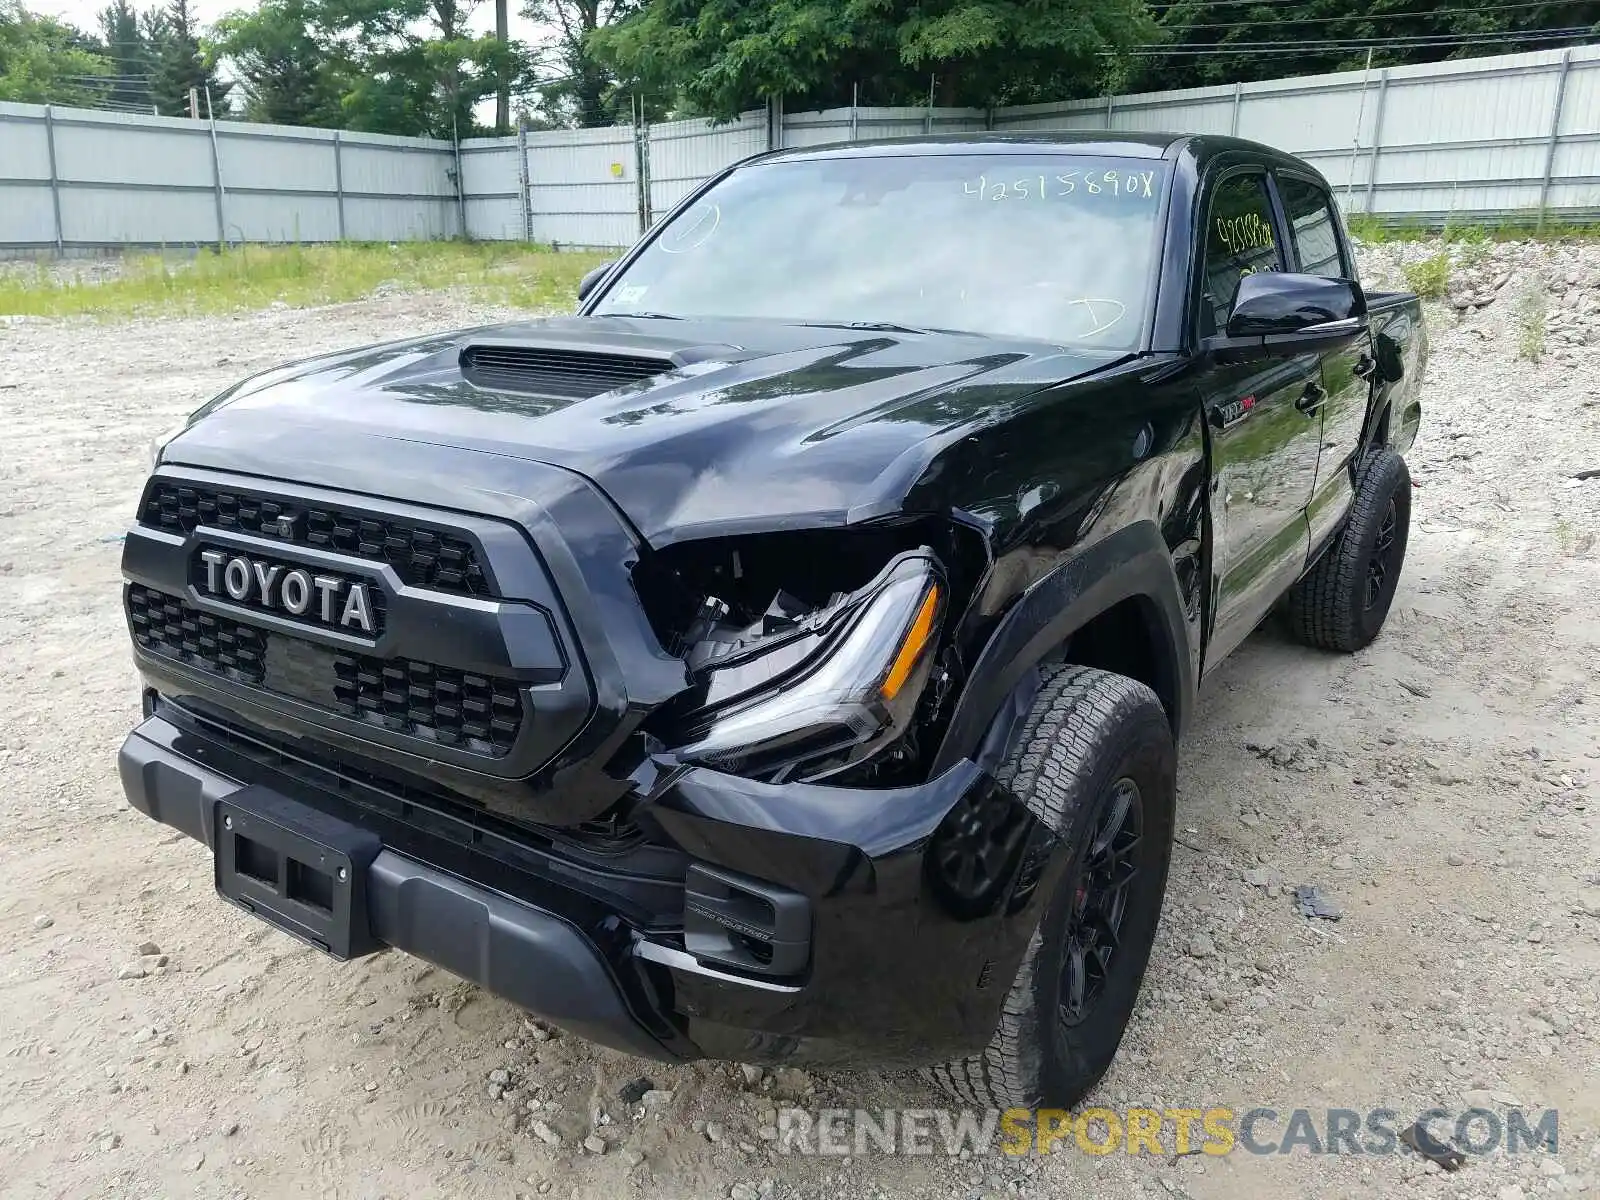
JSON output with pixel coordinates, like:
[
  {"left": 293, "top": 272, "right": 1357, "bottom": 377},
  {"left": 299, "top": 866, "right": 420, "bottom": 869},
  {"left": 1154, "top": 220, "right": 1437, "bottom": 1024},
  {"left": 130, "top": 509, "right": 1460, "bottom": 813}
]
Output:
[{"left": 1, "top": 241, "right": 1598, "bottom": 1200}]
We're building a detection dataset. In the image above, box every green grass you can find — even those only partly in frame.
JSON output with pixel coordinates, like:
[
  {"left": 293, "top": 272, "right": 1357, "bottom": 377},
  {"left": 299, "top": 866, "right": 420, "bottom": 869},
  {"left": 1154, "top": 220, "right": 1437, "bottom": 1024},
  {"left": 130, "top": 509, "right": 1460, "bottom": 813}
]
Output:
[
  {"left": 0, "top": 241, "right": 612, "bottom": 319},
  {"left": 1514, "top": 285, "right": 1547, "bottom": 363},
  {"left": 1401, "top": 250, "right": 1452, "bottom": 300},
  {"left": 1345, "top": 210, "right": 1600, "bottom": 246}
]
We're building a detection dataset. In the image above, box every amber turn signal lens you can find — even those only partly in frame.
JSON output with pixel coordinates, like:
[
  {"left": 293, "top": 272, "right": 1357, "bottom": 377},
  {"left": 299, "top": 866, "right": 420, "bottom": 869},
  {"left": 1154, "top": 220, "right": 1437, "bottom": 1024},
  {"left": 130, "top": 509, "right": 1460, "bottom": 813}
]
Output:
[{"left": 880, "top": 583, "right": 940, "bottom": 701}]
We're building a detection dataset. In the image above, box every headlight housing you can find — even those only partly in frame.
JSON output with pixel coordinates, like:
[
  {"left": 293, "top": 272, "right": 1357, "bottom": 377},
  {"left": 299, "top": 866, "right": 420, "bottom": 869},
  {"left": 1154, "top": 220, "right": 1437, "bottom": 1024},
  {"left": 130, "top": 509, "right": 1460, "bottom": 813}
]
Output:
[{"left": 668, "top": 552, "right": 945, "bottom": 783}]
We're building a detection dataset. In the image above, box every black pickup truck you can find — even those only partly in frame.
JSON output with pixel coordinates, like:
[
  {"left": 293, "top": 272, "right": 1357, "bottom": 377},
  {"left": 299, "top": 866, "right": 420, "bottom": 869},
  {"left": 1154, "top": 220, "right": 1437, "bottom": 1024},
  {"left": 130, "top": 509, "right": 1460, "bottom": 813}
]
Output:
[{"left": 119, "top": 132, "right": 1424, "bottom": 1108}]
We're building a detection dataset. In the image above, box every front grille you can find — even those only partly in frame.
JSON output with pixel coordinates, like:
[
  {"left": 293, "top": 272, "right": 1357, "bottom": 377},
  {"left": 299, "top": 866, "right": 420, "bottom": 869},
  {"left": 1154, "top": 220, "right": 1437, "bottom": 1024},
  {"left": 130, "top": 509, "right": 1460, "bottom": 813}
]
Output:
[
  {"left": 459, "top": 344, "right": 673, "bottom": 398},
  {"left": 128, "top": 585, "right": 524, "bottom": 757},
  {"left": 129, "top": 584, "right": 267, "bottom": 685},
  {"left": 334, "top": 653, "right": 522, "bottom": 754},
  {"left": 141, "top": 483, "right": 490, "bottom": 597}
]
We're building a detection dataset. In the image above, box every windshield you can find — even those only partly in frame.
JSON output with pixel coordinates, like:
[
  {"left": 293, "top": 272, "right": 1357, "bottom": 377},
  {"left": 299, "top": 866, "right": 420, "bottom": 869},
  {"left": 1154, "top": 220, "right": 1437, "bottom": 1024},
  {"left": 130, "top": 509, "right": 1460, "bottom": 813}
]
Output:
[{"left": 592, "top": 152, "right": 1171, "bottom": 349}]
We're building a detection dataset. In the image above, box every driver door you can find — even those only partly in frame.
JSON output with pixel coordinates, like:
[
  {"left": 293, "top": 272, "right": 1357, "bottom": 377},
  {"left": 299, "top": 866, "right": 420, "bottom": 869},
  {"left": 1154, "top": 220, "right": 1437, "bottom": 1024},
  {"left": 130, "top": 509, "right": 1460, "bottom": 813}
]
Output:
[{"left": 1198, "top": 169, "right": 1325, "bottom": 668}]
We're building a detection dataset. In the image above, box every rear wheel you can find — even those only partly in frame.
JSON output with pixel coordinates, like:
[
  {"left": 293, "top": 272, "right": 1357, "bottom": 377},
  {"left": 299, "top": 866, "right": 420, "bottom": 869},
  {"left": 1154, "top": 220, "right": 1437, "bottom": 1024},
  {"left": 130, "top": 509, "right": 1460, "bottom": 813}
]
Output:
[
  {"left": 924, "top": 664, "right": 1175, "bottom": 1109},
  {"left": 1287, "top": 447, "right": 1412, "bottom": 652}
]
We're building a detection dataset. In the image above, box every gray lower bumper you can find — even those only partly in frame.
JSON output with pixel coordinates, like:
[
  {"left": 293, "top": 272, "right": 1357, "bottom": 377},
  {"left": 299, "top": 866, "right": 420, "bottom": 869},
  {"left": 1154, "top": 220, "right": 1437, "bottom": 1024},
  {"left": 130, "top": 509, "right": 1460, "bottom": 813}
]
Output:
[{"left": 118, "top": 718, "right": 677, "bottom": 1062}]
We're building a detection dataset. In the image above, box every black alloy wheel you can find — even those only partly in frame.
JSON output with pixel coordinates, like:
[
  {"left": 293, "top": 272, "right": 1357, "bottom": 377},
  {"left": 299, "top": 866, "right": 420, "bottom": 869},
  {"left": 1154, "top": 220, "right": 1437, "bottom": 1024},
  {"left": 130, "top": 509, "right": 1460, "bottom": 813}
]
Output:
[
  {"left": 1364, "top": 499, "right": 1398, "bottom": 612},
  {"left": 1058, "top": 777, "right": 1143, "bottom": 1028}
]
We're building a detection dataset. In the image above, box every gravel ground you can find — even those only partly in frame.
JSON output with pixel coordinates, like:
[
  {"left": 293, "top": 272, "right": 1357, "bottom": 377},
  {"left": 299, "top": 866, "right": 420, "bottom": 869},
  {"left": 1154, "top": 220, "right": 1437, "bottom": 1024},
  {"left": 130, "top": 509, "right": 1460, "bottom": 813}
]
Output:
[{"left": 1, "top": 242, "right": 1598, "bottom": 1200}]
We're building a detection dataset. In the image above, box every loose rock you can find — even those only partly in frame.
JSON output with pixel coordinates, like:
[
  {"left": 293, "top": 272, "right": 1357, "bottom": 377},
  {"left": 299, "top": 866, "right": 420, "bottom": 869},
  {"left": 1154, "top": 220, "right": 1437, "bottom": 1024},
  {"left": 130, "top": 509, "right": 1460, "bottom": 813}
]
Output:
[{"left": 618, "top": 1077, "right": 654, "bottom": 1105}]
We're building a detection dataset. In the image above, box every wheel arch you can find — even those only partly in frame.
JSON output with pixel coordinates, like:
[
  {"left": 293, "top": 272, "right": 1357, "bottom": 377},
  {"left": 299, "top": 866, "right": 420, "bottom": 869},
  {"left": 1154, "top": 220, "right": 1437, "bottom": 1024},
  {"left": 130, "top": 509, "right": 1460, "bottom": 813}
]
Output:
[{"left": 931, "top": 521, "right": 1196, "bottom": 776}]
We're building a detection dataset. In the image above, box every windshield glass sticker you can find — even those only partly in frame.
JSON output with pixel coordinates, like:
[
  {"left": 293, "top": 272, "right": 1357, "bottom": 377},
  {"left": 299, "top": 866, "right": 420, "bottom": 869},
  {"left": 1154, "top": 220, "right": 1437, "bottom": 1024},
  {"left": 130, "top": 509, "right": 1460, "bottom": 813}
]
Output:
[{"left": 963, "top": 170, "right": 1158, "bottom": 201}]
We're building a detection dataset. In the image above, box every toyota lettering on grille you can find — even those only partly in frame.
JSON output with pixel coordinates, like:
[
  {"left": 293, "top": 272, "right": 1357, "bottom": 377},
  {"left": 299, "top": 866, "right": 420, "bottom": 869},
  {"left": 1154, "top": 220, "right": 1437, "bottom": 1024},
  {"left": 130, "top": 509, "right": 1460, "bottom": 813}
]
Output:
[{"left": 198, "top": 549, "right": 377, "bottom": 634}]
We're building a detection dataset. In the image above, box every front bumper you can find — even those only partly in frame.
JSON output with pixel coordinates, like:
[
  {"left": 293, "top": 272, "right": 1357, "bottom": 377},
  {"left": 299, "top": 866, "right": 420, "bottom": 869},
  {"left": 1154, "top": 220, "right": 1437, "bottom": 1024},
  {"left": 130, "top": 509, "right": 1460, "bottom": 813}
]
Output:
[{"left": 120, "top": 708, "right": 1059, "bottom": 1068}]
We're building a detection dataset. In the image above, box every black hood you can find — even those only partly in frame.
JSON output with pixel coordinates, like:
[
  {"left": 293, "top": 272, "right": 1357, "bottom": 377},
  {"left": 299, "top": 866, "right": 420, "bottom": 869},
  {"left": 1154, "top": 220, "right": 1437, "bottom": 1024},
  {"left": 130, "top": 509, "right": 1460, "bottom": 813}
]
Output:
[{"left": 164, "top": 315, "right": 1126, "bottom": 546}]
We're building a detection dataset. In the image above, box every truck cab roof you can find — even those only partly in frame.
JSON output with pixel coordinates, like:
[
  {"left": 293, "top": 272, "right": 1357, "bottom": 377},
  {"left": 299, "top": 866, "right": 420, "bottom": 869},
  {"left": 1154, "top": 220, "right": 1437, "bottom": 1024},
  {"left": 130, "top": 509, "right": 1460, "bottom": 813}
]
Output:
[{"left": 759, "top": 130, "right": 1315, "bottom": 172}]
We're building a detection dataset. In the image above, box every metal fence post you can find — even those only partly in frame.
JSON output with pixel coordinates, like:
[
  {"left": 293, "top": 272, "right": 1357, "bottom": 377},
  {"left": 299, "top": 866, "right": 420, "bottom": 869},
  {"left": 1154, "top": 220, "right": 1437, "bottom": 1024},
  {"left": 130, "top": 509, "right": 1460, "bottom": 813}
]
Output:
[
  {"left": 1537, "top": 49, "right": 1574, "bottom": 231},
  {"left": 452, "top": 114, "right": 468, "bottom": 241},
  {"left": 517, "top": 122, "right": 531, "bottom": 242},
  {"left": 205, "top": 88, "right": 225, "bottom": 249},
  {"left": 1230, "top": 82, "right": 1242, "bottom": 136},
  {"left": 1364, "top": 70, "right": 1390, "bottom": 216},
  {"left": 332, "top": 131, "right": 347, "bottom": 241},
  {"left": 43, "top": 105, "right": 64, "bottom": 256},
  {"left": 1344, "top": 49, "right": 1374, "bottom": 211},
  {"left": 634, "top": 95, "right": 653, "bottom": 235},
  {"left": 1105, "top": 94, "right": 1115, "bottom": 129},
  {"left": 925, "top": 75, "right": 935, "bottom": 135},
  {"left": 767, "top": 94, "right": 784, "bottom": 151},
  {"left": 850, "top": 82, "right": 859, "bottom": 142}
]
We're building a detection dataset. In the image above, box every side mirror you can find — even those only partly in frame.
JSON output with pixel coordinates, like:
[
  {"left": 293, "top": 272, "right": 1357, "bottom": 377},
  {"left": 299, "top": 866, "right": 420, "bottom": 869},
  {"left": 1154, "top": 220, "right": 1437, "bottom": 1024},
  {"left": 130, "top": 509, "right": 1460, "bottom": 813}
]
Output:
[
  {"left": 577, "top": 260, "right": 617, "bottom": 303},
  {"left": 1208, "top": 273, "right": 1366, "bottom": 361}
]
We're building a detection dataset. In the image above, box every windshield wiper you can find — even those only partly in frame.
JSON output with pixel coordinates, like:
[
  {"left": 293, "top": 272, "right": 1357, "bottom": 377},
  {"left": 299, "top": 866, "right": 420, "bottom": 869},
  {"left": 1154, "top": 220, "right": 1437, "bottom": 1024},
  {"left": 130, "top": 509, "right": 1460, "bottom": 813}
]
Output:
[{"left": 603, "top": 311, "right": 683, "bottom": 320}]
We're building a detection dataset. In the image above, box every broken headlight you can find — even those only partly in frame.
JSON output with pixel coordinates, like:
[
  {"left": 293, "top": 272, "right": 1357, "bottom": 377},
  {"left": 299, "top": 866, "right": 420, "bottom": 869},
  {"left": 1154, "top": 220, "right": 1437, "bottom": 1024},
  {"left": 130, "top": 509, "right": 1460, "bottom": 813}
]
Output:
[{"left": 668, "top": 552, "right": 945, "bottom": 783}]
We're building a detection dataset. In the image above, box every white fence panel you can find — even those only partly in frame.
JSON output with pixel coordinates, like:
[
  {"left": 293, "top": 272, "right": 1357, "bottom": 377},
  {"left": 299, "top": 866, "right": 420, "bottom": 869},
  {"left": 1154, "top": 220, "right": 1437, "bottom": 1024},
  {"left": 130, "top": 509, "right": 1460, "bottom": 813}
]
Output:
[
  {"left": 648, "top": 110, "right": 766, "bottom": 221},
  {"left": 336, "top": 135, "right": 457, "bottom": 241},
  {"left": 58, "top": 188, "right": 219, "bottom": 246},
  {"left": 53, "top": 110, "right": 215, "bottom": 189},
  {"left": 526, "top": 125, "right": 641, "bottom": 248},
  {"left": 0, "top": 104, "right": 56, "bottom": 247},
  {"left": 461, "top": 136, "right": 525, "bottom": 240},
  {"left": 0, "top": 103, "right": 52, "bottom": 179},
  {"left": 781, "top": 105, "right": 986, "bottom": 148},
  {"left": 990, "top": 98, "right": 1107, "bottom": 132},
  {"left": 4, "top": 46, "right": 1600, "bottom": 253},
  {"left": 216, "top": 125, "right": 342, "bottom": 241}
]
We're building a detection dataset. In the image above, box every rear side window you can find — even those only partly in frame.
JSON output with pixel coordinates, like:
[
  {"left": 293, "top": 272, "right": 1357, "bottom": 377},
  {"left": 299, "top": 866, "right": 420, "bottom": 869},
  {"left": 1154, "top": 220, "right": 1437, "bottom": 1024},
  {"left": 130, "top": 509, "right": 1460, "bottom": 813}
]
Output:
[
  {"left": 1277, "top": 176, "right": 1347, "bottom": 279},
  {"left": 1199, "top": 173, "right": 1282, "bottom": 337}
]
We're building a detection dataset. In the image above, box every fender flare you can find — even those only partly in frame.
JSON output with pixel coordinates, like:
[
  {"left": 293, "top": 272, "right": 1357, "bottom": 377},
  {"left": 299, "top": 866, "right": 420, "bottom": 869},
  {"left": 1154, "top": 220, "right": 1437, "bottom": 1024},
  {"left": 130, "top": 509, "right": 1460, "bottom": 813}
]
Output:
[{"left": 931, "top": 521, "right": 1195, "bottom": 775}]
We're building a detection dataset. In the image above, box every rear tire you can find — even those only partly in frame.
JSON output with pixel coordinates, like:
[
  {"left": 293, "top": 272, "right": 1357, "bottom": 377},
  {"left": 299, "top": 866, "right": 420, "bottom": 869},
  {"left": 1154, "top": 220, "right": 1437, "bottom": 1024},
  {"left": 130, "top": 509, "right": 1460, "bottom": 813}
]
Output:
[
  {"left": 924, "top": 664, "right": 1175, "bottom": 1109},
  {"left": 1286, "top": 447, "right": 1412, "bottom": 653}
]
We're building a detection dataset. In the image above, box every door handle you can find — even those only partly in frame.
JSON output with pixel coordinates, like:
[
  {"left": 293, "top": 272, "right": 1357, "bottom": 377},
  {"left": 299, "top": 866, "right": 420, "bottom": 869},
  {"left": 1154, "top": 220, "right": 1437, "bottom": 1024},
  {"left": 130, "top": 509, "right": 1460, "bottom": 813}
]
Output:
[
  {"left": 1353, "top": 354, "right": 1377, "bottom": 379},
  {"left": 1296, "top": 383, "right": 1327, "bottom": 415}
]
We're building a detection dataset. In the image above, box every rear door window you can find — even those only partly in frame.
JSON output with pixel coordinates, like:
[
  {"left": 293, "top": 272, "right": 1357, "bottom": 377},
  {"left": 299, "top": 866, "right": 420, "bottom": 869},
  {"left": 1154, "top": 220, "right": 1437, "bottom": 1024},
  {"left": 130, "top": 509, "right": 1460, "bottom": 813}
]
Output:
[{"left": 1277, "top": 175, "right": 1347, "bottom": 279}]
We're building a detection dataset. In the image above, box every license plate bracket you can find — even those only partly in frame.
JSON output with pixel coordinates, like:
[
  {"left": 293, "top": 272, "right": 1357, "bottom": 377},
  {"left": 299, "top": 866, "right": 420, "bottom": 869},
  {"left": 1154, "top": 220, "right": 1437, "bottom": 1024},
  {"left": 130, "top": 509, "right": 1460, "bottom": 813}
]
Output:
[{"left": 214, "top": 786, "right": 382, "bottom": 959}]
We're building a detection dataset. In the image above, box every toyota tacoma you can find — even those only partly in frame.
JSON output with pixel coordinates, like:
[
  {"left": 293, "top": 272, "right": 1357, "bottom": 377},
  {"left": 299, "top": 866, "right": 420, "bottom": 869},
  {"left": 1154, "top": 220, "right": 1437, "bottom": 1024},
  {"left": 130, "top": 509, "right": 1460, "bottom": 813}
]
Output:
[{"left": 119, "top": 132, "right": 1425, "bottom": 1107}]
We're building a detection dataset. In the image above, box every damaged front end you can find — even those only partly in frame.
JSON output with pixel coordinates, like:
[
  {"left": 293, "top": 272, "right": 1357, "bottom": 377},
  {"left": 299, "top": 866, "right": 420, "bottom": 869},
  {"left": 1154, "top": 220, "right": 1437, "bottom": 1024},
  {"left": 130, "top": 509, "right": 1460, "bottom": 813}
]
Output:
[{"left": 633, "top": 522, "right": 986, "bottom": 788}]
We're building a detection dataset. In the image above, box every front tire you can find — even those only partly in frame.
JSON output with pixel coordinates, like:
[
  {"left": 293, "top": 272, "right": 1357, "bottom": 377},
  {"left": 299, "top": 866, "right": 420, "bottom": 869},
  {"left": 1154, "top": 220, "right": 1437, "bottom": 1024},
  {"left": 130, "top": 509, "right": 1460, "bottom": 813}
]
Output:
[
  {"left": 925, "top": 664, "right": 1176, "bottom": 1109},
  {"left": 1287, "top": 447, "right": 1412, "bottom": 652}
]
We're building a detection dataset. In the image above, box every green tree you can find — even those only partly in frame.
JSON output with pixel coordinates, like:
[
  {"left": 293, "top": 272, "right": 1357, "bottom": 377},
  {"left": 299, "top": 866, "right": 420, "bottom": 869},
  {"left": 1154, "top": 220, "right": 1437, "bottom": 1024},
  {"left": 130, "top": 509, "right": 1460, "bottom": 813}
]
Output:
[
  {"left": 305, "top": 0, "right": 523, "bottom": 136},
  {"left": 1142, "top": 0, "right": 1600, "bottom": 91},
  {"left": 521, "top": 0, "right": 638, "bottom": 127},
  {"left": 146, "top": 0, "right": 232, "bottom": 116},
  {"left": 215, "top": 0, "right": 340, "bottom": 125},
  {"left": 96, "top": 0, "right": 154, "bottom": 111},
  {"left": 0, "top": 0, "right": 112, "bottom": 105},
  {"left": 591, "top": 0, "right": 1156, "bottom": 117}
]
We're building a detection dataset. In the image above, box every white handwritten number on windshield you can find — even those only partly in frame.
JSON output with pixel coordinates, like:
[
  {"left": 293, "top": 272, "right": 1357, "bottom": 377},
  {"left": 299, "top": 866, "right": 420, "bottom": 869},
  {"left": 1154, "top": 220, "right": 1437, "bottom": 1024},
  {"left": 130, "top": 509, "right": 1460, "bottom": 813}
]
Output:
[{"left": 963, "top": 170, "right": 1157, "bottom": 201}]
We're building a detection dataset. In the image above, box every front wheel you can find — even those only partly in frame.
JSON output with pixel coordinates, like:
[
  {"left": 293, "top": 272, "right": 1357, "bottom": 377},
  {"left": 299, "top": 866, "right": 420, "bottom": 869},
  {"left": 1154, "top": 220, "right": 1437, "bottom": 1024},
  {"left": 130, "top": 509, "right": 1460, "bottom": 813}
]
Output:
[
  {"left": 1286, "top": 447, "right": 1412, "bottom": 653},
  {"left": 924, "top": 664, "right": 1176, "bottom": 1109}
]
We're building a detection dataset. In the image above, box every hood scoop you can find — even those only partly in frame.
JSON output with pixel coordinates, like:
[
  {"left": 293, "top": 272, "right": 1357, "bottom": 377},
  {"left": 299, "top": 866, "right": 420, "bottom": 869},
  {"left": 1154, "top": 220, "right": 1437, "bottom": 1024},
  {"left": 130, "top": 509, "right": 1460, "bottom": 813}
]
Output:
[
  {"left": 460, "top": 343, "right": 674, "bottom": 399},
  {"left": 458, "top": 329, "right": 740, "bottom": 399}
]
